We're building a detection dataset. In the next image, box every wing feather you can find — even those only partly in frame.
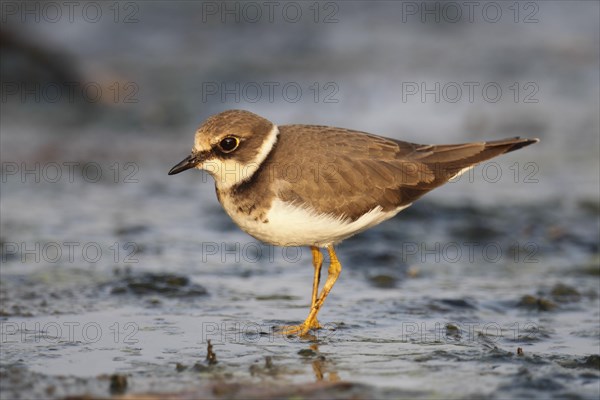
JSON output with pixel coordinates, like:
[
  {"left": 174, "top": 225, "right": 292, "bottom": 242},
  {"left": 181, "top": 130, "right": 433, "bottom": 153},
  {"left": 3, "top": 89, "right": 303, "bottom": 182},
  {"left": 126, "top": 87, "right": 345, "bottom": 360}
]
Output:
[{"left": 264, "top": 126, "right": 536, "bottom": 221}]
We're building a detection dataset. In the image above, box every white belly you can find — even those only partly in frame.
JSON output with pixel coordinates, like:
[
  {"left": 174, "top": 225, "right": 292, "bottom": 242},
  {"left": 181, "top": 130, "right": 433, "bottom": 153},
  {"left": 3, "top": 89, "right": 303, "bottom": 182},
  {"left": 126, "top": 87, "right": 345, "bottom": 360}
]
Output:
[{"left": 223, "top": 198, "right": 410, "bottom": 247}]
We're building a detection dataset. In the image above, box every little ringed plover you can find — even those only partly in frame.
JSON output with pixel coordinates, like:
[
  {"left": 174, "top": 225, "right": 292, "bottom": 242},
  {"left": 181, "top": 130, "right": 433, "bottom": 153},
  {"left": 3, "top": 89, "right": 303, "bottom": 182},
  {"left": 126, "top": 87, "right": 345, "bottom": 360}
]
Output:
[{"left": 169, "top": 110, "right": 539, "bottom": 336}]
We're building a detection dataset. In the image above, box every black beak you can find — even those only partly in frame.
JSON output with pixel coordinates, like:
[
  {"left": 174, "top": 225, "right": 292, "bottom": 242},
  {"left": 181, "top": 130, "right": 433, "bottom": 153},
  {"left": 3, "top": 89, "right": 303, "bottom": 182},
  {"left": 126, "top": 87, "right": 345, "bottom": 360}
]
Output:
[{"left": 168, "top": 153, "right": 200, "bottom": 175}]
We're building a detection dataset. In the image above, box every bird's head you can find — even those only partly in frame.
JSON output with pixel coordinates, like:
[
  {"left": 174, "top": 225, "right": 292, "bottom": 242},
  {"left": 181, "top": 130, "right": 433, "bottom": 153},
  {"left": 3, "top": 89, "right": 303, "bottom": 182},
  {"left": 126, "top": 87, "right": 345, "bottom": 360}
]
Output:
[{"left": 168, "top": 110, "right": 278, "bottom": 189}]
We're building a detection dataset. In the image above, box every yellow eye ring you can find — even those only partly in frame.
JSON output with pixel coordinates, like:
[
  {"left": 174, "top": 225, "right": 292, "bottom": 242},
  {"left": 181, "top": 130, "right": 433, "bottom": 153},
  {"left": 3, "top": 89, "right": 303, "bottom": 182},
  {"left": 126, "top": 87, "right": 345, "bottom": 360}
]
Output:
[{"left": 219, "top": 136, "right": 239, "bottom": 153}]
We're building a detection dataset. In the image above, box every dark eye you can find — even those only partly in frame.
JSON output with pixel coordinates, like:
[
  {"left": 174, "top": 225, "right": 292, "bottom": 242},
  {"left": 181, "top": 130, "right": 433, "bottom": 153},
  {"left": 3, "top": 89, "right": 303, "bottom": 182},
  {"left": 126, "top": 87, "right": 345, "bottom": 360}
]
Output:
[{"left": 218, "top": 136, "right": 239, "bottom": 153}]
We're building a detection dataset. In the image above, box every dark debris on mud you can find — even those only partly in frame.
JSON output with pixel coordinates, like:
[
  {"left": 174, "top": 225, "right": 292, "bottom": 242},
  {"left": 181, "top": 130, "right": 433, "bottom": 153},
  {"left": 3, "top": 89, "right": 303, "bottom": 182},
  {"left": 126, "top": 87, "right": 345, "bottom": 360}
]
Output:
[{"left": 109, "top": 272, "right": 208, "bottom": 298}]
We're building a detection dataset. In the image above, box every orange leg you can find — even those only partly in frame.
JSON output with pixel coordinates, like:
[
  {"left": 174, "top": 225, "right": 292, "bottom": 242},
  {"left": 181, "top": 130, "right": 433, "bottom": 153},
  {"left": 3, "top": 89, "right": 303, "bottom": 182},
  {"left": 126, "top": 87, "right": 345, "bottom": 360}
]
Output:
[
  {"left": 282, "top": 244, "right": 341, "bottom": 336},
  {"left": 310, "top": 246, "right": 323, "bottom": 312}
]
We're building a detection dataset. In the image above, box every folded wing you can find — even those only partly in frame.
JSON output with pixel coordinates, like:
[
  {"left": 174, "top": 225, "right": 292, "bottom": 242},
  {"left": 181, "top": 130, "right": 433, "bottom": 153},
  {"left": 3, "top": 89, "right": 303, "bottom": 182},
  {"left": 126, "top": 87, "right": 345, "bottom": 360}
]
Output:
[{"left": 273, "top": 125, "right": 538, "bottom": 221}]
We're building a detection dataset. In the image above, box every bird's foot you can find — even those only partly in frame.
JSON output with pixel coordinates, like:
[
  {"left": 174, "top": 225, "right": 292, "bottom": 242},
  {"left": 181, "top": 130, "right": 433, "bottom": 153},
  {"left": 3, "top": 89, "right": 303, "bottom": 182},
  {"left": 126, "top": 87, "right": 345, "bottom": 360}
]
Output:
[{"left": 276, "top": 318, "right": 321, "bottom": 337}]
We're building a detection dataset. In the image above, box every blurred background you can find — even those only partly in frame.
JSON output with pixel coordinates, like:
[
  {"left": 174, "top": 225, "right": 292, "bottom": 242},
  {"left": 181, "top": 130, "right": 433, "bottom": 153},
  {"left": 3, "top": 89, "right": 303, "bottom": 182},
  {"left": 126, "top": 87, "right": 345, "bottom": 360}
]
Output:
[{"left": 1, "top": 1, "right": 599, "bottom": 399}]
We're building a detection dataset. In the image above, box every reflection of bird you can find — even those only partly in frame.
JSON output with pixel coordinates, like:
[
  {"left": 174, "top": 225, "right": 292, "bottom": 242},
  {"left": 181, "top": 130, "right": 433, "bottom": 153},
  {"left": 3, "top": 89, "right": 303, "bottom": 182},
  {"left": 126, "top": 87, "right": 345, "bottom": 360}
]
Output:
[{"left": 169, "top": 110, "right": 538, "bottom": 336}]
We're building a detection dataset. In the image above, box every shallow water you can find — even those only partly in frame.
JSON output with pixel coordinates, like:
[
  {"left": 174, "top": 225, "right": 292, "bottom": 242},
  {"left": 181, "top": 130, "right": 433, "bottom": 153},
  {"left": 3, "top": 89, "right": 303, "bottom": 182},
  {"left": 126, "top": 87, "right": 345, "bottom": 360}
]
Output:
[
  {"left": 1, "top": 1, "right": 599, "bottom": 399},
  {"left": 1, "top": 175, "right": 598, "bottom": 398}
]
